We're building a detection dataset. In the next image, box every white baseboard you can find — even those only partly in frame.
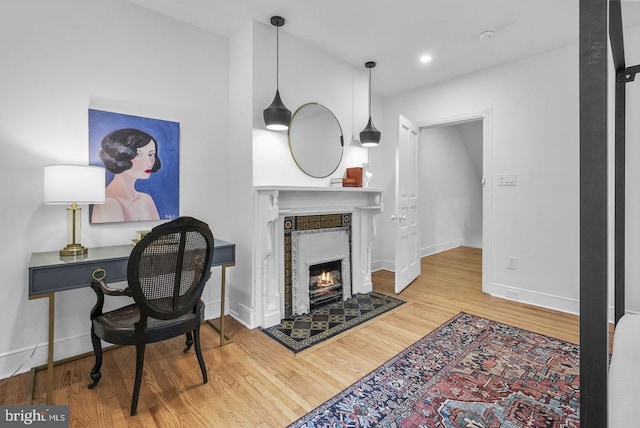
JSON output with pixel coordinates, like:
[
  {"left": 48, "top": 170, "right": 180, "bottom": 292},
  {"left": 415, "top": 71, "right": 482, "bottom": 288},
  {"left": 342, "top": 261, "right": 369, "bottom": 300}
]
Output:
[
  {"left": 262, "top": 311, "right": 282, "bottom": 329},
  {"left": 372, "top": 241, "right": 462, "bottom": 274},
  {"left": 228, "top": 302, "right": 254, "bottom": 329},
  {"left": 203, "top": 296, "right": 222, "bottom": 320},
  {"left": 0, "top": 332, "right": 94, "bottom": 379},
  {"left": 489, "top": 282, "right": 636, "bottom": 324},
  {"left": 373, "top": 259, "right": 395, "bottom": 272},
  {"left": 371, "top": 259, "right": 385, "bottom": 272},
  {"left": 228, "top": 304, "right": 253, "bottom": 330},
  {"left": 421, "top": 240, "right": 461, "bottom": 258},
  {"left": 487, "top": 282, "right": 580, "bottom": 316},
  {"left": 0, "top": 343, "right": 48, "bottom": 379},
  {"left": 609, "top": 308, "right": 639, "bottom": 324}
]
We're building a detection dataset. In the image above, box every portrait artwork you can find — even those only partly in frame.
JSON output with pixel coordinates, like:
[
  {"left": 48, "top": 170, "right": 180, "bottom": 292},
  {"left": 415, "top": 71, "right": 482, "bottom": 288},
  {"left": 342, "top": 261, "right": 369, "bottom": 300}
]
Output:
[{"left": 89, "top": 109, "right": 180, "bottom": 223}]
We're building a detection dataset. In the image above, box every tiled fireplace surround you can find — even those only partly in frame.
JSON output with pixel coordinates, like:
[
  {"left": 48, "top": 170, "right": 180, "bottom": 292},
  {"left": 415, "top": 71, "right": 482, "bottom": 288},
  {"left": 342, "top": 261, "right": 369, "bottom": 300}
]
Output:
[
  {"left": 286, "top": 213, "right": 353, "bottom": 317},
  {"left": 254, "top": 187, "right": 383, "bottom": 327}
]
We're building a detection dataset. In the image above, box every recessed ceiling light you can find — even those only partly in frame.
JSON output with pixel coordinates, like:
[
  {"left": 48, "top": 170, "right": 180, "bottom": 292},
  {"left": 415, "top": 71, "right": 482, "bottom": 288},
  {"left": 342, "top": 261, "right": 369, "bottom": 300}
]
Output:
[{"left": 419, "top": 54, "right": 432, "bottom": 64}]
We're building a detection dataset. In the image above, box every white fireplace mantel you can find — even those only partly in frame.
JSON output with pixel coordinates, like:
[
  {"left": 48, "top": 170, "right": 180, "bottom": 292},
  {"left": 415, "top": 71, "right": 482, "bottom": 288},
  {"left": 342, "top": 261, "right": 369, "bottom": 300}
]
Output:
[{"left": 253, "top": 186, "right": 383, "bottom": 327}]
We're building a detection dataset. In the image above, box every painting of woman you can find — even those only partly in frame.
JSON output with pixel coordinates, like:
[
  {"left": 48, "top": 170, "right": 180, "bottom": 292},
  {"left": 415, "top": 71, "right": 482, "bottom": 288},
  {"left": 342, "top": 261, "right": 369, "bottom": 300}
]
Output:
[
  {"left": 89, "top": 109, "right": 180, "bottom": 224},
  {"left": 91, "top": 128, "right": 161, "bottom": 223}
]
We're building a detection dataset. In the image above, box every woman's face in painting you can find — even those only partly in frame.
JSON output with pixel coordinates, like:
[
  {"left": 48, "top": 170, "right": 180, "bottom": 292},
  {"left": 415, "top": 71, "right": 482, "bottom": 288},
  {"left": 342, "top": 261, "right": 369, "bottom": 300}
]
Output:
[{"left": 127, "top": 139, "right": 156, "bottom": 179}]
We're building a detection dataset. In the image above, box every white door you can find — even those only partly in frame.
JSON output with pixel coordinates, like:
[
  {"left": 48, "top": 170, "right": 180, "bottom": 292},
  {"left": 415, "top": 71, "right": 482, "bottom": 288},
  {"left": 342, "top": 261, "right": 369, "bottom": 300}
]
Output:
[{"left": 394, "top": 115, "right": 421, "bottom": 293}]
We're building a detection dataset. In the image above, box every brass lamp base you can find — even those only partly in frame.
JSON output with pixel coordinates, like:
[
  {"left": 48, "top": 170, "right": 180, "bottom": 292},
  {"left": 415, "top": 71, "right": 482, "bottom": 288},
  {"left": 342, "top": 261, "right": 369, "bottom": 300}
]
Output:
[
  {"left": 60, "top": 203, "right": 89, "bottom": 257},
  {"left": 60, "top": 244, "right": 88, "bottom": 257}
]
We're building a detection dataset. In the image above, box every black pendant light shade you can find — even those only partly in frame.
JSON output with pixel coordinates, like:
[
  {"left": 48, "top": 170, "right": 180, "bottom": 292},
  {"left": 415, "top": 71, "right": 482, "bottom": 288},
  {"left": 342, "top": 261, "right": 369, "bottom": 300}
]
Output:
[
  {"left": 264, "top": 90, "right": 291, "bottom": 131},
  {"left": 263, "top": 16, "right": 291, "bottom": 131},
  {"left": 360, "top": 61, "right": 381, "bottom": 147},
  {"left": 360, "top": 117, "right": 381, "bottom": 147}
]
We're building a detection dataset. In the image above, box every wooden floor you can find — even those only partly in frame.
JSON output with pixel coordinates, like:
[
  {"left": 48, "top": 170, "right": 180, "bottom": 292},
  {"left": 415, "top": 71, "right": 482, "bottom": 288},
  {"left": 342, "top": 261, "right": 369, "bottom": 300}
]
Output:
[{"left": 1, "top": 247, "right": 581, "bottom": 427}]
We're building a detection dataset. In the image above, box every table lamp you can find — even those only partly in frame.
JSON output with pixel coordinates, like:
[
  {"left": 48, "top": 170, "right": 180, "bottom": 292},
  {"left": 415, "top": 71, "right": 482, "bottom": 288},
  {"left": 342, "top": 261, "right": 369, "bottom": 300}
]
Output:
[{"left": 44, "top": 165, "right": 106, "bottom": 256}]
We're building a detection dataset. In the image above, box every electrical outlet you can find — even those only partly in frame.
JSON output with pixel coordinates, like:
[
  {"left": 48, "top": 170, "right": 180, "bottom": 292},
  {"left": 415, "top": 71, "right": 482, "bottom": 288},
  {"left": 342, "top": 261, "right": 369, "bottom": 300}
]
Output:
[
  {"left": 498, "top": 174, "right": 517, "bottom": 186},
  {"left": 507, "top": 256, "right": 518, "bottom": 270}
]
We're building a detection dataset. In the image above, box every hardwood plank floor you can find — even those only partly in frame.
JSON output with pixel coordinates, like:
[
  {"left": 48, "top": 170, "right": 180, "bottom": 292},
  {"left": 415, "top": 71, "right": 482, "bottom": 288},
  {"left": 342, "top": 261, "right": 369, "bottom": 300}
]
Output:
[{"left": 1, "top": 247, "right": 581, "bottom": 427}]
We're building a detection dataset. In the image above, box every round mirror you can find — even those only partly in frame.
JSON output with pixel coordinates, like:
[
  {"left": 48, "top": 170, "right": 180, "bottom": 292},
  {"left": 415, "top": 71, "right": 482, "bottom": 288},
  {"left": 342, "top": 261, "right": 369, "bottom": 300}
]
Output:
[{"left": 288, "top": 103, "right": 344, "bottom": 178}]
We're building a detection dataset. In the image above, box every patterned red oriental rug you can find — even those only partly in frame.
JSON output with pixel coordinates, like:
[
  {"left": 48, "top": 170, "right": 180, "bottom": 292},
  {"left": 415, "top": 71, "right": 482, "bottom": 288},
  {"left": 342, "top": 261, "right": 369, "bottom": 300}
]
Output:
[{"left": 288, "top": 312, "right": 580, "bottom": 427}]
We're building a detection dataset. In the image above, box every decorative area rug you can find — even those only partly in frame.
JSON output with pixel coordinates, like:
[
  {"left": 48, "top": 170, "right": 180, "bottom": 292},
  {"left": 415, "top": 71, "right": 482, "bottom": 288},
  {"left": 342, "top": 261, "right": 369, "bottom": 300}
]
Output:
[
  {"left": 258, "top": 292, "right": 405, "bottom": 353},
  {"left": 288, "top": 312, "right": 580, "bottom": 427}
]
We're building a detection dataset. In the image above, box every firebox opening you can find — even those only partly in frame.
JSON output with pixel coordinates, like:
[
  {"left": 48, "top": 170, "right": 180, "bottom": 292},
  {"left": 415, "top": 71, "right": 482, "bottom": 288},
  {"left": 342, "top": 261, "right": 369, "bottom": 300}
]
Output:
[{"left": 309, "top": 260, "right": 343, "bottom": 309}]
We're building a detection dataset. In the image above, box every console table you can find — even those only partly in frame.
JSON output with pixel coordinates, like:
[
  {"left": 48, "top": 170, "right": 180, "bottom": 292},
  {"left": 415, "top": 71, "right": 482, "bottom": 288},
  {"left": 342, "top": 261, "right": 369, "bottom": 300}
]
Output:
[{"left": 28, "top": 239, "right": 235, "bottom": 404}]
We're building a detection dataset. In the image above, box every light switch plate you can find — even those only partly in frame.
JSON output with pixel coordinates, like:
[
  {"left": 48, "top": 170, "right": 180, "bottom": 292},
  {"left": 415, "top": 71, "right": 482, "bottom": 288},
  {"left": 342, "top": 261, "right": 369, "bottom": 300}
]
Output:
[{"left": 498, "top": 174, "right": 517, "bottom": 186}]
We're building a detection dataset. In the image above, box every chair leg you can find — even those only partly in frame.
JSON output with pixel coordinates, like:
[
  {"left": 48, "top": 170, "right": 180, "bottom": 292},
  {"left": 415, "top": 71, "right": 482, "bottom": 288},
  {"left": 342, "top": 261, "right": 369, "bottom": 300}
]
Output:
[
  {"left": 87, "top": 327, "right": 103, "bottom": 389},
  {"left": 130, "top": 343, "right": 146, "bottom": 416},
  {"left": 193, "top": 326, "right": 208, "bottom": 384},
  {"left": 183, "top": 331, "right": 194, "bottom": 353}
]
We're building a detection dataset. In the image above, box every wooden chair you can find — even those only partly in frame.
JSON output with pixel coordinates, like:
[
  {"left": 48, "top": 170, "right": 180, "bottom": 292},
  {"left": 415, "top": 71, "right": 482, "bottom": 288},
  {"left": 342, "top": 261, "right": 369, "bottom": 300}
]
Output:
[{"left": 87, "top": 216, "right": 214, "bottom": 415}]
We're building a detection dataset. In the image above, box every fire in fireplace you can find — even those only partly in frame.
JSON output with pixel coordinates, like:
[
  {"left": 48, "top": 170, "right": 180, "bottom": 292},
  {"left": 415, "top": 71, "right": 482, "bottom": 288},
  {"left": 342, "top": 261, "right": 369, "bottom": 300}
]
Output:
[{"left": 309, "top": 260, "right": 343, "bottom": 309}]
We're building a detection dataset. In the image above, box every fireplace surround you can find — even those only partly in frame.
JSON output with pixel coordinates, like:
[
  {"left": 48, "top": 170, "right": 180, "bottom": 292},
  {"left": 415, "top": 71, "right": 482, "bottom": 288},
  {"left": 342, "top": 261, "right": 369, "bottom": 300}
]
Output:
[
  {"left": 289, "top": 218, "right": 351, "bottom": 316},
  {"left": 254, "top": 186, "right": 383, "bottom": 327}
]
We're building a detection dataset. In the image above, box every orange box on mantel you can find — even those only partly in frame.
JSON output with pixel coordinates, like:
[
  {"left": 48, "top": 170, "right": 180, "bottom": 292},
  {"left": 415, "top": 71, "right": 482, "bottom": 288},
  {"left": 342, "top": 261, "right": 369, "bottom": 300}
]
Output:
[{"left": 346, "top": 167, "right": 363, "bottom": 187}]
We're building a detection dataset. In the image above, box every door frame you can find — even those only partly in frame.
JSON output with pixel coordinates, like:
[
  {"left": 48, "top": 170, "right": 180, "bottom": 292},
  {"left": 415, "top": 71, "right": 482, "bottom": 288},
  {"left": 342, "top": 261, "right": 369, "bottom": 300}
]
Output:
[{"left": 416, "top": 108, "right": 492, "bottom": 293}]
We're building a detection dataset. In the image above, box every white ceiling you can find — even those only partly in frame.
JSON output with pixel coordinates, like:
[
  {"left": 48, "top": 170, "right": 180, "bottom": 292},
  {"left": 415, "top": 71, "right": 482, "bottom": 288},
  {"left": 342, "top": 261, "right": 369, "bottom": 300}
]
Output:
[{"left": 126, "top": 0, "right": 640, "bottom": 97}]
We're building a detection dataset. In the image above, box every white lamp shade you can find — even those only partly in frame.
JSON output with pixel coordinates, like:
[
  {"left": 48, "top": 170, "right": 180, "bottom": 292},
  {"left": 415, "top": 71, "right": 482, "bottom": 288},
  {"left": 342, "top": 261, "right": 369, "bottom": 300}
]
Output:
[{"left": 44, "top": 165, "right": 106, "bottom": 204}]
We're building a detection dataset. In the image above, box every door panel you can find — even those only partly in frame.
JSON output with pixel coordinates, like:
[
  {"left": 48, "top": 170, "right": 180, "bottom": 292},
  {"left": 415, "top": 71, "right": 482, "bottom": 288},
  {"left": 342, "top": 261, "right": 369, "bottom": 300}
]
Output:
[{"left": 395, "top": 115, "right": 420, "bottom": 293}]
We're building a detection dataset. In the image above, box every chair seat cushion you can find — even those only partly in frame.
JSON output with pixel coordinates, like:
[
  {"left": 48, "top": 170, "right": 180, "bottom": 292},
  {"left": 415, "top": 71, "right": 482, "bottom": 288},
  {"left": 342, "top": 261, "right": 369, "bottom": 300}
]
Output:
[{"left": 93, "top": 300, "right": 205, "bottom": 345}]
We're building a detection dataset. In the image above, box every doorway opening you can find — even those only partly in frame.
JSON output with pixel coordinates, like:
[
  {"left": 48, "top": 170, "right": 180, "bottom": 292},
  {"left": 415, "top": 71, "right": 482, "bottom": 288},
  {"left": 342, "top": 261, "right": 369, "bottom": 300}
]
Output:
[
  {"left": 417, "top": 111, "right": 491, "bottom": 294},
  {"left": 420, "top": 119, "right": 483, "bottom": 250}
]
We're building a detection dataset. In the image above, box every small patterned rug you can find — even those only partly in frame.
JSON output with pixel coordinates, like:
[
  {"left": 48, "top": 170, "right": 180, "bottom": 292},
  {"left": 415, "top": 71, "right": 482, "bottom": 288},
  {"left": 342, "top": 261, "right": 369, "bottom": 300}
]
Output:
[
  {"left": 288, "top": 312, "right": 580, "bottom": 427},
  {"left": 258, "top": 292, "right": 405, "bottom": 353}
]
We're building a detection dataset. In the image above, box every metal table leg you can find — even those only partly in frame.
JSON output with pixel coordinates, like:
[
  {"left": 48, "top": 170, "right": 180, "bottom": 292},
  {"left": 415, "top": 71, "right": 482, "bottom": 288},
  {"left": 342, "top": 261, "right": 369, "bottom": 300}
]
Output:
[{"left": 207, "top": 263, "right": 234, "bottom": 346}]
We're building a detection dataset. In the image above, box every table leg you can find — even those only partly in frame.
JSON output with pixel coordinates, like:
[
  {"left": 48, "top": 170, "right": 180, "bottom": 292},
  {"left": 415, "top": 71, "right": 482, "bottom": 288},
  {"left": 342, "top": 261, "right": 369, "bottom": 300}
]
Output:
[
  {"left": 46, "top": 292, "right": 54, "bottom": 404},
  {"left": 207, "top": 263, "right": 234, "bottom": 346}
]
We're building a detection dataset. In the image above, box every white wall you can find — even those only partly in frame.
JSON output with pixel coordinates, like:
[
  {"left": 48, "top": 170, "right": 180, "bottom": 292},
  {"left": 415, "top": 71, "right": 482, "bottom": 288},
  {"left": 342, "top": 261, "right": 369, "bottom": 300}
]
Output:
[
  {"left": 0, "top": 0, "right": 229, "bottom": 377},
  {"left": 374, "top": 44, "right": 581, "bottom": 315},
  {"left": 459, "top": 121, "right": 484, "bottom": 178},
  {"left": 251, "top": 21, "right": 371, "bottom": 188},
  {"left": 224, "top": 21, "right": 256, "bottom": 327},
  {"left": 419, "top": 122, "right": 483, "bottom": 255},
  {"left": 622, "top": 26, "right": 640, "bottom": 315}
]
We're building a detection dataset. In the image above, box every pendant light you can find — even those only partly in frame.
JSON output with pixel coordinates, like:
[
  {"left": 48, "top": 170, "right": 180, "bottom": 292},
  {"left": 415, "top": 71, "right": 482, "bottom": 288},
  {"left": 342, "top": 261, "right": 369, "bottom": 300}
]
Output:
[
  {"left": 263, "top": 16, "right": 291, "bottom": 131},
  {"left": 360, "top": 61, "right": 381, "bottom": 147}
]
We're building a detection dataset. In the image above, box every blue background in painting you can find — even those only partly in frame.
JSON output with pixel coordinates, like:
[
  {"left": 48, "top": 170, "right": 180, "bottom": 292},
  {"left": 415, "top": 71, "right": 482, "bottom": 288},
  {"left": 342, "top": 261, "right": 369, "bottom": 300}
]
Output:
[{"left": 88, "top": 109, "right": 180, "bottom": 223}]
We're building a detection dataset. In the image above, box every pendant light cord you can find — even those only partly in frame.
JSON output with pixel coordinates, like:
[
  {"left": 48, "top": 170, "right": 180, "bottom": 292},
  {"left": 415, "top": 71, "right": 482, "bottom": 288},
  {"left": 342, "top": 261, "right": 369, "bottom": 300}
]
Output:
[
  {"left": 276, "top": 26, "right": 280, "bottom": 91},
  {"left": 368, "top": 66, "right": 372, "bottom": 116}
]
